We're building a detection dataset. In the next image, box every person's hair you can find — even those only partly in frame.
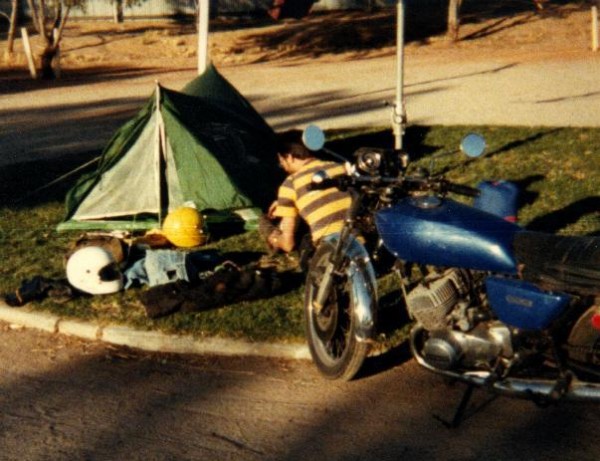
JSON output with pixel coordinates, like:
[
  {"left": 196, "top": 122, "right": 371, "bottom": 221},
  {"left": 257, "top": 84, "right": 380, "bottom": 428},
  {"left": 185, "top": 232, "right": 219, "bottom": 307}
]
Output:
[{"left": 276, "top": 129, "right": 312, "bottom": 160}]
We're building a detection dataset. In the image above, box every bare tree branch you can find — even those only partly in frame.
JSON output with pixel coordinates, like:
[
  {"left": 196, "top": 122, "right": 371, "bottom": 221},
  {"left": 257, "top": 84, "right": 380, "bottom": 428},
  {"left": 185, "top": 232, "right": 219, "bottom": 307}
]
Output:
[
  {"left": 6, "top": 0, "right": 19, "bottom": 53},
  {"left": 52, "top": 4, "right": 71, "bottom": 48},
  {"left": 37, "top": 0, "right": 51, "bottom": 43},
  {"left": 26, "top": 0, "right": 41, "bottom": 33}
]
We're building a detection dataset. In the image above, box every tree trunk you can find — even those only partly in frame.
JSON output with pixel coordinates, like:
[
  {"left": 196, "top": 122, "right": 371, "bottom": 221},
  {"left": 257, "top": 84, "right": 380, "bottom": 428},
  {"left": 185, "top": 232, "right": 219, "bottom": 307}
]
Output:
[
  {"left": 52, "top": 1, "right": 62, "bottom": 29},
  {"left": 36, "top": 4, "right": 71, "bottom": 80},
  {"left": 40, "top": 45, "right": 56, "bottom": 79},
  {"left": 447, "top": 0, "right": 463, "bottom": 42},
  {"left": 113, "top": 0, "right": 124, "bottom": 23},
  {"left": 7, "top": 0, "right": 19, "bottom": 54}
]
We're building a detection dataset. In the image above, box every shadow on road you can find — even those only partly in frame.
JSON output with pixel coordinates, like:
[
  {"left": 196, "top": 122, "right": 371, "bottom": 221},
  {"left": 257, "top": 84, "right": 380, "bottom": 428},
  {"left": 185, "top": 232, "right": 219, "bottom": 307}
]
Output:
[
  {"left": 0, "top": 96, "right": 147, "bottom": 206},
  {"left": 1, "top": 314, "right": 600, "bottom": 460},
  {"left": 0, "top": 66, "right": 185, "bottom": 96}
]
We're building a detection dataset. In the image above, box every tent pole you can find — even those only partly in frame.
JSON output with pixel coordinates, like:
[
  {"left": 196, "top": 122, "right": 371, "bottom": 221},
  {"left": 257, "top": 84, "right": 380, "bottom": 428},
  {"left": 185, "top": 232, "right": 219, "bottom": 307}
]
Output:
[
  {"left": 198, "top": 0, "right": 210, "bottom": 75},
  {"left": 155, "top": 83, "right": 164, "bottom": 225},
  {"left": 393, "top": 0, "right": 407, "bottom": 150}
]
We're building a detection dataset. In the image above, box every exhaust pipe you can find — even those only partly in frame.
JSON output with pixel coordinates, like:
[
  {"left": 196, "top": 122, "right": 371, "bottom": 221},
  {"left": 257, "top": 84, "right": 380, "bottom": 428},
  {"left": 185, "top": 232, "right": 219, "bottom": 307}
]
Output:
[
  {"left": 410, "top": 327, "right": 600, "bottom": 402},
  {"left": 463, "top": 373, "right": 600, "bottom": 401}
]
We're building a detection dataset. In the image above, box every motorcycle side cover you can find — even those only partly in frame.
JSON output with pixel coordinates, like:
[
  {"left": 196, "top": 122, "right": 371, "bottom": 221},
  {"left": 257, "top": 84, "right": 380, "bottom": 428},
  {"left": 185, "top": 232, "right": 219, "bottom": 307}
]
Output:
[
  {"left": 375, "top": 198, "right": 521, "bottom": 274},
  {"left": 485, "top": 276, "right": 571, "bottom": 330}
]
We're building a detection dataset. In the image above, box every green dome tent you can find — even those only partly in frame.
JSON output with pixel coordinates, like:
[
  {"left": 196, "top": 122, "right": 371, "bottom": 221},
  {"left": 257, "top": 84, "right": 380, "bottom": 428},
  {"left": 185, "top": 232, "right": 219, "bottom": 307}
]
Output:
[{"left": 58, "top": 65, "right": 282, "bottom": 233}]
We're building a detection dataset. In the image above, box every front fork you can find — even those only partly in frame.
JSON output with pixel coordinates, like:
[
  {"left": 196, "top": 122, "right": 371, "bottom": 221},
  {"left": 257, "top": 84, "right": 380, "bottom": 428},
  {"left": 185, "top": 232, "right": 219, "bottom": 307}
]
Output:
[
  {"left": 312, "top": 189, "right": 362, "bottom": 314},
  {"left": 310, "top": 233, "right": 379, "bottom": 342}
]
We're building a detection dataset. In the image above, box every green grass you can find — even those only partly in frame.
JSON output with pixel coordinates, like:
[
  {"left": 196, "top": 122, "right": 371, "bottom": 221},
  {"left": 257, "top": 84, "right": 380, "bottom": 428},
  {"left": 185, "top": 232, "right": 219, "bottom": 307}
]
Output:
[{"left": 1, "top": 125, "right": 599, "bottom": 344}]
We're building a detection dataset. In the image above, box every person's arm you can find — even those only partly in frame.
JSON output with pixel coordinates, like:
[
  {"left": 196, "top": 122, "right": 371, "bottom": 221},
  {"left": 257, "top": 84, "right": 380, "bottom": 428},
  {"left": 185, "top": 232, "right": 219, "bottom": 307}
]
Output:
[
  {"left": 267, "top": 200, "right": 278, "bottom": 218},
  {"left": 268, "top": 216, "right": 298, "bottom": 253}
]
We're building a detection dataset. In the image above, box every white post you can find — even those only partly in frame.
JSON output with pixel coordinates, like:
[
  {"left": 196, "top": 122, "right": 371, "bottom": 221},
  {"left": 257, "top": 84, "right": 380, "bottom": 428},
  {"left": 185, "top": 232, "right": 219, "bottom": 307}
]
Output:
[
  {"left": 592, "top": 5, "right": 599, "bottom": 52},
  {"left": 198, "top": 0, "right": 210, "bottom": 74},
  {"left": 21, "top": 27, "right": 37, "bottom": 79},
  {"left": 393, "top": 0, "right": 407, "bottom": 150}
]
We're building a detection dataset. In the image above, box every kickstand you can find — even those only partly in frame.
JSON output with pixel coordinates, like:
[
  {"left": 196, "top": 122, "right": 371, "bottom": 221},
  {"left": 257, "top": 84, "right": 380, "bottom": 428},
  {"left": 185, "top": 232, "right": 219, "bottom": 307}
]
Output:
[{"left": 434, "top": 384, "right": 475, "bottom": 429}]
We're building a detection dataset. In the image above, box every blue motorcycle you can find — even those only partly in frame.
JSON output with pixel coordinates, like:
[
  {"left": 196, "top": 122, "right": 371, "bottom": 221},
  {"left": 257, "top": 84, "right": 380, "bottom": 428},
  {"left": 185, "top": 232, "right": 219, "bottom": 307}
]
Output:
[{"left": 303, "top": 128, "right": 600, "bottom": 415}]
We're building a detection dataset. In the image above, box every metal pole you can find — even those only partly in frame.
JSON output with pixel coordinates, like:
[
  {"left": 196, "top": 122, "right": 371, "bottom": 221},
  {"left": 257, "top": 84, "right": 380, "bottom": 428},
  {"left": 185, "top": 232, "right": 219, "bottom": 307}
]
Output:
[
  {"left": 393, "top": 0, "right": 407, "bottom": 150},
  {"left": 198, "top": 0, "right": 210, "bottom": 74}
]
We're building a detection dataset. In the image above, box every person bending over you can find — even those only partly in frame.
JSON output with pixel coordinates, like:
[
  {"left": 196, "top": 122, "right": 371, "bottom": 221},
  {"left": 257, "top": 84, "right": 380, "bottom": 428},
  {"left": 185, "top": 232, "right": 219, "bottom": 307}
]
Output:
[{"left": 265, "top": 130, "right": 351, "bottom": 255}]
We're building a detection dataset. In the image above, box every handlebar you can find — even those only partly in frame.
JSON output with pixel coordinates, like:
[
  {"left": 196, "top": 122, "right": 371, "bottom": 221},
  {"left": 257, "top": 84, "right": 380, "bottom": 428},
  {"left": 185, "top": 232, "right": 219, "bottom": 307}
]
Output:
[
  {"left": 309, "top": 172, "right": 480, "bottom": 198},
  {"left": 443, "top": 182, "right": 480, "bottom": 198}
]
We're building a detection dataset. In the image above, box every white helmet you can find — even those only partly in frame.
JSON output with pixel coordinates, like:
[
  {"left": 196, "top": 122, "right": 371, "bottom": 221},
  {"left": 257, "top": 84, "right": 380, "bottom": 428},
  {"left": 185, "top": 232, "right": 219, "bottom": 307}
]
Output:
[{"left": 66, "top": 246, "right": 123, "bottom": 295}]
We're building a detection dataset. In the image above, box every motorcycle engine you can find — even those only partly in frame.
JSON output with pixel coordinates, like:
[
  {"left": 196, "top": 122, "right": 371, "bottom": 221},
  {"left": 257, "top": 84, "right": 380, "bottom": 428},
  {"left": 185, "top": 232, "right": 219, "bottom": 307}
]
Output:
[
  {"left": 407, "top": 268, "right": 514, "bottom": 371},
  {"left": 421, "top": 323, "right": 513, "bottom": 371},
  {"left": 406, "top": 268, "right": 469, "bottom": 331}
]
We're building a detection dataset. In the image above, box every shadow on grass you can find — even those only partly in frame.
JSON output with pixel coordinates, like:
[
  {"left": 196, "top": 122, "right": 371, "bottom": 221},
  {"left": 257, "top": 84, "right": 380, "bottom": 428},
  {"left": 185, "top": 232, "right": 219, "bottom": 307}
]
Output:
[
  {"left": 445, "top": 128, "right": 562, "bottom": 175},
  {"left": 512, "top": 174, "right": 544, "bottom": 209},
  {"left": 526, "top": 196, "right": 600, "bottom": 235},
  {"left": 325, "top": 126, "right": 440, "bottom": 162},
  {"left": 485, "top": 128, "right": 563, "bottom": 159}
]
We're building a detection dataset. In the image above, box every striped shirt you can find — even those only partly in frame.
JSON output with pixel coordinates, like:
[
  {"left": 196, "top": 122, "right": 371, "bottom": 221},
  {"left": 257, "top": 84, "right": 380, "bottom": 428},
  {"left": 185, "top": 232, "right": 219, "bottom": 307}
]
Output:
[{"left": 273, "top": 159, "right": 351, "bottom": 242}]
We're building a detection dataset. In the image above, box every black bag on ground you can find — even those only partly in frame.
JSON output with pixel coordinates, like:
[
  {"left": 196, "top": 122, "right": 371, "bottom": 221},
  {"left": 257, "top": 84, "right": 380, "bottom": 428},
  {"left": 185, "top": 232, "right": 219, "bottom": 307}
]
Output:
[
  {"left": 3, "top": 276, "right": 75, "bottom": 307},
  {"left": 140, "top": 264, "right": 282, "bottom": 318},
  {"left": 138, "top": 280, "right": 189, "bottom": 319}
]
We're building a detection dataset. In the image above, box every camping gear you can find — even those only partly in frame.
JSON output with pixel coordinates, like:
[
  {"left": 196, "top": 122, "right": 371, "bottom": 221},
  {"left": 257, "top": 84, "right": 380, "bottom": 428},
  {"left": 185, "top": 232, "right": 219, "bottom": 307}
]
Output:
[
  {"left": 67, "top": 233, "right": 128, "bottom": 264},
  {"left": 161, "top": 205, "right": 206, "bottom": 248},
  {"left": 66, "top": 246, "right": 124, "bottom": 295},
  {"left": 4, "top": 277, "right": 75, "bottom": 307},
  {"left": 123, "top": 248, "right": 222, "bottom": 288},
  {"left": 58, "top": 64, "right": 282, "bottom": 233},
  {"left": 474, "top": 180, "right": 520, "bottom": 222},
  {"left": 139, "top": 263, "right": 282, "bottom": 319}
]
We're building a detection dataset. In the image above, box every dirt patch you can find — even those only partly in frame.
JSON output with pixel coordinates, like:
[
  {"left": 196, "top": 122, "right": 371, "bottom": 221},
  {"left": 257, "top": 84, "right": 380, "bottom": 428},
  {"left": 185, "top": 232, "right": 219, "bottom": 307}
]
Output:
[{"left": 2, "top": 2, "right": 595, "bottom": 78}]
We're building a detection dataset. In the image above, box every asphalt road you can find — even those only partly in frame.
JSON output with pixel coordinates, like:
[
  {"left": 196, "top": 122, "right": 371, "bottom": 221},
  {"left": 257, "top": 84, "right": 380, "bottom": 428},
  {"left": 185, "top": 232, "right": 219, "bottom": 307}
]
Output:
[
  {"left": 2, "top": 54, "right": 600, "bottom": 166},
  {"left": 2, "top": 323, "right": 600, "bottom": 461}
]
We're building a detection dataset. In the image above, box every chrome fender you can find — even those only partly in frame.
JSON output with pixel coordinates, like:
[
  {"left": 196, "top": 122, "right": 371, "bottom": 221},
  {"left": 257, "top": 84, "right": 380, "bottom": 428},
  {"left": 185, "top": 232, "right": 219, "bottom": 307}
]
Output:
[{"left": 320, "top": 234, "right": 378, "bottom": 341}]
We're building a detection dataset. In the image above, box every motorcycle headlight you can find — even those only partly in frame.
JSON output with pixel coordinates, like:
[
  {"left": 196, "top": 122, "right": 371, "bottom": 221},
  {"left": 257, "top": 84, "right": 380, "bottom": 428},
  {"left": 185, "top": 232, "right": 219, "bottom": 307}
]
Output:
[{"left": 356, "top": 149, "right": 383, "bottom": 175}]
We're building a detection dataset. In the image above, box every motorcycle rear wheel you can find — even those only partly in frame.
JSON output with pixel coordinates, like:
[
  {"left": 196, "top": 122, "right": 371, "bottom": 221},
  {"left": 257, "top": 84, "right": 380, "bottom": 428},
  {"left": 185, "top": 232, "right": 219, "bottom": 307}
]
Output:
[
  {"left": 304, "top": 242, "right": 369, "bottom": 381},
  {"left": 566, "top": 306, "right": 600, "bottom": 381}
]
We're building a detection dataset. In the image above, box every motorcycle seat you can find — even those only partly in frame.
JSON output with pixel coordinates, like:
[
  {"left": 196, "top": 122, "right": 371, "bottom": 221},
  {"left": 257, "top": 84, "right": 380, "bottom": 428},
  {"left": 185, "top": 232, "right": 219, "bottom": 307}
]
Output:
[{"left": 513, "top": 231, "right": 600, "bottom": 295}]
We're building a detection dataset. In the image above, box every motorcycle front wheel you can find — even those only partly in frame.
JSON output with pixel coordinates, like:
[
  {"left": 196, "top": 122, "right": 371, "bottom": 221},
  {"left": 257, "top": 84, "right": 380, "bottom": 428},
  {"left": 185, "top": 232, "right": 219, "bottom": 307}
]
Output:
[{"left": 304, "top": 242, "right": 369, "bottom": 381}]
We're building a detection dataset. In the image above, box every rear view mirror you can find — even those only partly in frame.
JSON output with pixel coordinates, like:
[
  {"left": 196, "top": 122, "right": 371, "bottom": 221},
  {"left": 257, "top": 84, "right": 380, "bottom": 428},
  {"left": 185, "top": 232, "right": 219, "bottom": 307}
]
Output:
[
  {"left": 302, "top": 124, "right": 325, "bottom": 152},
  {"left": 460, "top": 133, "right": 486, "bottom": 158}
]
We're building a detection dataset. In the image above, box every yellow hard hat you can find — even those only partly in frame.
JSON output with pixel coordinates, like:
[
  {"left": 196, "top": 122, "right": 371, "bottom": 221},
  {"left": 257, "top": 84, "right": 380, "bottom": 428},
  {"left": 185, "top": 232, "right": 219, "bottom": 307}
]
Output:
[{"left": 162, "top": 206, "right": 206, "bottom": 248}]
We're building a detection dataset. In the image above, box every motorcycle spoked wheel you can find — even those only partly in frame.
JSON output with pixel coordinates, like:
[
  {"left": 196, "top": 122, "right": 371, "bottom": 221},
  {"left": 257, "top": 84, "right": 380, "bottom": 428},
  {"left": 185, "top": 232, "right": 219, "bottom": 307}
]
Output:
[{"left": 304, "top": 243, "right": 369, "bottom": 381}]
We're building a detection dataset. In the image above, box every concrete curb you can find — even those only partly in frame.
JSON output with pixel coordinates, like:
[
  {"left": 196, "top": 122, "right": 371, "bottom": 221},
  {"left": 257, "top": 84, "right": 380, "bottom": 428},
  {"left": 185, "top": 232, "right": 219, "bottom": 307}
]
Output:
[{"left": 0, "top": 302, "right": 311, "bottom": 361}]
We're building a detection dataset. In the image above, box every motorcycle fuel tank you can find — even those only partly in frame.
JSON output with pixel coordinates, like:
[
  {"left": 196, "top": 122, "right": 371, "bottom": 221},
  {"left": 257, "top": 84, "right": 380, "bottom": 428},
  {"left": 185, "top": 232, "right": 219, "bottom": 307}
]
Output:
[{"left": 375, "top": 197, "right": 521, "bottom": 273}]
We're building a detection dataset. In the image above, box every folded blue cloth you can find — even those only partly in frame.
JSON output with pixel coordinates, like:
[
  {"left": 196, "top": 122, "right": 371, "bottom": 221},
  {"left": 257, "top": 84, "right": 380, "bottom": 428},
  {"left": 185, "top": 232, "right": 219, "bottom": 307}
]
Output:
[{"left": 124, "top": 249, "right": 222, "bottom": 288}]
